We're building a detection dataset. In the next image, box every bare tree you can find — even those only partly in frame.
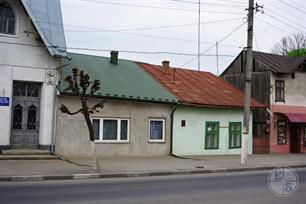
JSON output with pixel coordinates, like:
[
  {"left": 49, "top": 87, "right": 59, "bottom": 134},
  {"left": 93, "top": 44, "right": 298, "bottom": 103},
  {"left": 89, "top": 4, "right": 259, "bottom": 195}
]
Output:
[
  {"left": 272, "top": 32, "right": 306, "bottom": 56},
  {"left": 60, "top": 68, "right": 104, "bottom": 172}
]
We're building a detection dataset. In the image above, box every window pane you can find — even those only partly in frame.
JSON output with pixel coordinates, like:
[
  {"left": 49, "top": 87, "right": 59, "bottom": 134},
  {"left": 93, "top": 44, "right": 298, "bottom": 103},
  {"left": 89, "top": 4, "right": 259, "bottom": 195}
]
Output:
[
  {"left": 5, "top": 7, "right": 14, "bottom": 18},
  {"left": 0, "top": 3, "right": 15, "bottom": 34},
  {"left": 13, "top": 84, "right": 26, "bottom": 96},
  {"left": 103, "top": 120, "right": 117, "bottom": 140},
  {"left": 120, "top": 120, "right": 128, "bottom": 140},
  {"left": 235, "top": 133, "right": 241, "bottom": 146},
  {"left": 205, "top": 122, "right": 219, "bottom": 149},
  {"left": 93, "top": 119, "right": 100, "bottom": 140},
  {"left": 207, "top": 134, "right": 212, "bottom": 148},
  {"left": 7, "top": 19, "right": 14, "bottom": 34},
  {"left": 213, "top": 134, "right": 218, "bottom": 148},
  {"left": 27, "top": 105, "right": 37, "bottom": 130},
  {"left": 13, "top": 104, "right": 23, "bottom": 129},
  {"left": 150, "top": 120, "right": 163, "bottom": 140},
  {"left": 27, "top": 84, "right": 39, "bottom": 97},
  {"left": 229, "top": 123, "right": 241, "bottom": 148}
]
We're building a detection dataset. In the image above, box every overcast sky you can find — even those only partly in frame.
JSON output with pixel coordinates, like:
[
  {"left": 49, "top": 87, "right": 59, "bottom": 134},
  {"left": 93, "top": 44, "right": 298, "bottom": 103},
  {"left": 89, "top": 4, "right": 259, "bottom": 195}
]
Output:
[{"left": 60, "top": 0, "right": 306, "bottom": 75}]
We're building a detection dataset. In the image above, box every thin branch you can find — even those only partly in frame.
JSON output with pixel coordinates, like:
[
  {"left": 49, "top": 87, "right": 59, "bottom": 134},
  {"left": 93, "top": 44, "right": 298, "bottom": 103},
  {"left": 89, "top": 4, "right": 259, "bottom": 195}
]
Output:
[{"left": 59, "top": 104, "right": 83, "bottom": 115}]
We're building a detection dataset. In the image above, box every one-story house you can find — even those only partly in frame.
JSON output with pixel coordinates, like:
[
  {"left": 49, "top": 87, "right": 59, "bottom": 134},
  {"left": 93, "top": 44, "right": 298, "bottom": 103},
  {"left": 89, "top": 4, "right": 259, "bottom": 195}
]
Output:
[
  {"left": 56, "top": 52, "right": 178, "bottom": 158},
  {"left": 138, "top": 61, "right": 264, "bottom": 156}
]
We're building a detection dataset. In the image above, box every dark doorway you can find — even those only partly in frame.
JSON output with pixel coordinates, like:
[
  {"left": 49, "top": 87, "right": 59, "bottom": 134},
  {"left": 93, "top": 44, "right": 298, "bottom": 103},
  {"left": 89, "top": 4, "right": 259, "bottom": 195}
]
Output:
[{"left": 290, "top": 124, "right": 301, "bottom": 153}]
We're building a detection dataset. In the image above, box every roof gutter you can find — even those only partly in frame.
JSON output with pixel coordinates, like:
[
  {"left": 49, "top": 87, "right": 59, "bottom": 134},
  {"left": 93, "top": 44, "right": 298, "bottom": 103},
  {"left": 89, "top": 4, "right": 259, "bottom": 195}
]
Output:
[
  {"left": 170, "top": 105, "right": 178, "bottom": 156},
  {"left": 50, "top": 56, "right": 72, "bottom": 155},
  {"left": 181, "top": 102, "right": 265, "bottom": 110},
  {"left": 58, "top": 91, "right": 178, "bottom": 105}
]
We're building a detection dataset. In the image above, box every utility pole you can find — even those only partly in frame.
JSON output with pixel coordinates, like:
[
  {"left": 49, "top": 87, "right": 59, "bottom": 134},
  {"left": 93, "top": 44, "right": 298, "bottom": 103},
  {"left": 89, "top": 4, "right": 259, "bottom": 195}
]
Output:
[
  {"left": 197, "top": 0, "right": 201, "bottom": 71},
  {"left": 241, "top": 0, "right": 254, "bottom": 165}
]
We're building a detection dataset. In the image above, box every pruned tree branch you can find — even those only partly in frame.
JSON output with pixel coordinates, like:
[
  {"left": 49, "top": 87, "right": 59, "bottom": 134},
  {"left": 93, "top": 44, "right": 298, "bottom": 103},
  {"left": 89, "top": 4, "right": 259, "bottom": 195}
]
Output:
[
  {"left": 59, "top": 104, "right": 83, "bottom": 115},
  {"left": 60, "top": 67, "right": 104, "bottom": 141}
]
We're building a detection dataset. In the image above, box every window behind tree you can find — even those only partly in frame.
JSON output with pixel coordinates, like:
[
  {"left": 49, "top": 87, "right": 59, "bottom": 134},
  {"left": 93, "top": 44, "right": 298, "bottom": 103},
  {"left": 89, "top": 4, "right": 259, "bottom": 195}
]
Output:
[
  {"left": 0, "top": 1, "right": 15, "bottom": 35},
  {"left": 275, "top": 80, "right": 285, "bottom": 102}
]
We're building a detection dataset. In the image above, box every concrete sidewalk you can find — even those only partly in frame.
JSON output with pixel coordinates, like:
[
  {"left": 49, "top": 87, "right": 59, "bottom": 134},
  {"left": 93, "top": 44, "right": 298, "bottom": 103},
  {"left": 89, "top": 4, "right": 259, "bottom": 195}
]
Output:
[{"left": 0, "top": 154, "right": 306, "bottom": 181}]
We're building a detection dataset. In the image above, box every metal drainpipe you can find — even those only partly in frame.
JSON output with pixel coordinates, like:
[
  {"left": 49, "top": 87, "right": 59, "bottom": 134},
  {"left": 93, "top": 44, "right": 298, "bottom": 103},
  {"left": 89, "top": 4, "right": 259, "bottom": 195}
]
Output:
[
  {"left": 170, "top": 105, "right": 178, "bottom": 156},
  {"left": 50, "top": 56, "right": 71, "bottom": 154}
]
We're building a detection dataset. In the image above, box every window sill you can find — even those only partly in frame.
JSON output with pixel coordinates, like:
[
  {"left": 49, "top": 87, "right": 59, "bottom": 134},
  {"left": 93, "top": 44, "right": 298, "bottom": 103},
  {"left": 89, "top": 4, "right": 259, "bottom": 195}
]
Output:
[
  {"left": 148, "top": 140, "right": 166, "bottom": 143},
  {"left": 229, "top": 146, "right": 242, "bottom": 149},
  {"left": 0, "top": 33, "right": 19, "bottom": 38},
  {"left": 95, "top": 141, "right": 130, "bottom": 144}
]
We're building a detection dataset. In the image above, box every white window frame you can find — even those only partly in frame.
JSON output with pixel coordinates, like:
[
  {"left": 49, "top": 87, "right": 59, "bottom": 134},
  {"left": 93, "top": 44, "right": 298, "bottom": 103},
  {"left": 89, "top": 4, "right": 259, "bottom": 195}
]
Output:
[
  {"left": 149, "top": 119, "right": 165, "bottom": 143},
  {"left": 92, "top": 118, "right": 130, "bottom": 143}
]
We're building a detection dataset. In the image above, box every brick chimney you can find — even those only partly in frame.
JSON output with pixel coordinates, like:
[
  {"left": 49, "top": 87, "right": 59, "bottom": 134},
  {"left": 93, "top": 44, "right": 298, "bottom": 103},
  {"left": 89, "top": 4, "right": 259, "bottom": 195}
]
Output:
[{"left": 162, "top": 60, "right": 171, "bottom": 73}]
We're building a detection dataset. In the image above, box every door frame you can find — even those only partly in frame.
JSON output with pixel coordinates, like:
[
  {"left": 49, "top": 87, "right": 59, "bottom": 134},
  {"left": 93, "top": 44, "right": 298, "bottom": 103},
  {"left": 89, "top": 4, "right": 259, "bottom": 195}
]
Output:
[{"left": 10, "top": 81, "right": 41, "bottom": 149}]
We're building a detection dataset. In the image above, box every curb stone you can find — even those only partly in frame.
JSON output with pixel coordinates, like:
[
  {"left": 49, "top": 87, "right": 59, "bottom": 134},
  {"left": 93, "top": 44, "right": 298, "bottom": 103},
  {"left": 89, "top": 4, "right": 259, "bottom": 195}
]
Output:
[{"left": 1, "top": 165, "right": 306, "bottom": 182}]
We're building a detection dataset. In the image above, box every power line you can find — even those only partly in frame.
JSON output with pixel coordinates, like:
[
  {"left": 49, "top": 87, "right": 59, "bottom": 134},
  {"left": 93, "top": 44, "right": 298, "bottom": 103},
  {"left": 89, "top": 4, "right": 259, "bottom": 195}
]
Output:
[
  {"left": 65, "top": 17, "right": 243, "bottom": 32},
  {"left": 171, "top": 0, "right": 246, "bottom": 9},
  {"left": 253, "top": 31, "right": 260, "bottom": 51},
  {"left": 211, "top": 0, "right": 247, "bottom": 4},
  {"left": 264, "top": 8, "right": 306, "bottom": 30},
  {"left": 64, "top": 20, "right": 242, "bottom": 48},
  {"left": 256, "top": 17, "right": 292, "bottom": 35},
  {"left": 179, "top": 20, "right": 247, "bottom": 67},
  {"left": 264, "top": 13, "right": 305, "bottom": 33},
  {"left": 263, "top": 1, "right": 303, "bottom": 23},
  {"left": 67, "top": 0, "right": 246, "bottom": 15},
  {"left": 277, "top": 0, "right": 306, "bottom": 14},
  {"left": 0, "top": 40, "right": 236, "bottom": 57},
  {"left": 254, "top": 24, "right": 275, "bottom": 51}
]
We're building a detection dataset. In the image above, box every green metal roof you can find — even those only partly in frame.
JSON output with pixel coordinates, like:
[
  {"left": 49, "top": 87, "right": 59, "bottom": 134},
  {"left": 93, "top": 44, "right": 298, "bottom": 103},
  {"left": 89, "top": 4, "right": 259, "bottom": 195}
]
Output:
[{"left": 59, "top": 53, "right": 177, "bottom": 103}]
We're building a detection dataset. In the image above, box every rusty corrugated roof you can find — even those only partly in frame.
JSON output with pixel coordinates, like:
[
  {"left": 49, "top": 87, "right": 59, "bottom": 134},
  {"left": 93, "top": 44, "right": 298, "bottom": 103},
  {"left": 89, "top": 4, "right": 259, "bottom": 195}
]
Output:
[{"left": 138, "top": 62, "right": 264, "bottom": 109}]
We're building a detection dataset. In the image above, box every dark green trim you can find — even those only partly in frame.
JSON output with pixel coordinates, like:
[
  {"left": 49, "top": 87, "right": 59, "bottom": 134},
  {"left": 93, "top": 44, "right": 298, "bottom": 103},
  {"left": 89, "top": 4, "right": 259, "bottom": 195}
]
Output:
[
  {"left": 205, "top": 121, "right": 220, "bottom": 150},
  {"left": 229, "top": 122, "right": 242, "bottom": 149}
]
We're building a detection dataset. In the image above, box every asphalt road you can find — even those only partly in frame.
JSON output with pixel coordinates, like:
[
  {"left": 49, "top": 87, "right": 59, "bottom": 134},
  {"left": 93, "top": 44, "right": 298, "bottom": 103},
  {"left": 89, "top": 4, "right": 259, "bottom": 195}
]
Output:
[{"left": 0, "top": 168, "right": 305, "bottom": 204}]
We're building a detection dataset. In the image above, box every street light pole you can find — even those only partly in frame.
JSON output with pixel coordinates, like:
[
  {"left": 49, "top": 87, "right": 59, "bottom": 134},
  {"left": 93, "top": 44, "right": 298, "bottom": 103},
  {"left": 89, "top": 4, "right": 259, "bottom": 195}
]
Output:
[{"left": 241, "top": 0, "right": 254, "bottom": 165}]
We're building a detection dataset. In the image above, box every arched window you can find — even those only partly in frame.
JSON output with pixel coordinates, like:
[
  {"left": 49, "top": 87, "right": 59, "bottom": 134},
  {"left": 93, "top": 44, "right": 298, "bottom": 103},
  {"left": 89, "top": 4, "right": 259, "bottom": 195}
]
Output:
[{"left": 0, "top": 1, "right": 15, "bottom": 35}]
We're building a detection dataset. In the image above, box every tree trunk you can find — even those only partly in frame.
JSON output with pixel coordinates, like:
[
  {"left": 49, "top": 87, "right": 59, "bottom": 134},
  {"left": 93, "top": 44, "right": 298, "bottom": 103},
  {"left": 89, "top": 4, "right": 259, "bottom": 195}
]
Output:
[{"left": 90, "top": 141, "right": 99, "bottom": 172}]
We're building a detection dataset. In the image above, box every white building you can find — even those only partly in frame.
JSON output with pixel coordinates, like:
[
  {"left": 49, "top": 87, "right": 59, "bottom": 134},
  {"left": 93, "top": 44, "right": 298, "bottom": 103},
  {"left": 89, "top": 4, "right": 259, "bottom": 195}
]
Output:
[{"left": 0, "top": 0, "right": 66, "bottom": 150}]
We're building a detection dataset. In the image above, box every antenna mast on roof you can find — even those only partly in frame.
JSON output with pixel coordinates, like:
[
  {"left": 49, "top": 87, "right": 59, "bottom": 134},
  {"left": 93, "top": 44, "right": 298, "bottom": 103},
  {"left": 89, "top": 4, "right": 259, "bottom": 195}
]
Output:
[
  {"left": 216, "top": 41, "right": 219, "bottom": 75},
  {"left": 197, "top": 0, "right": 201, "bottom": 71}
]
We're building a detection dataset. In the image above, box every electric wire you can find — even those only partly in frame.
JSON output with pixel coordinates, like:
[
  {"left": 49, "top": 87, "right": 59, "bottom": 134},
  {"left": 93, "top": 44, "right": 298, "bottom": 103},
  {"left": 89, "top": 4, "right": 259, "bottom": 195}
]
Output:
[
  {"left": 179, "top": 21, "right": 247, "bottom": 67},
  {"left": 277, "top": 0, "right": 306, "bottom": 14},
  {"left": 65, "top": 0, "right": 246, "bottom": 15},
  {"left": 0, "top": 40, "right": 236, "bottom": 57}
]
